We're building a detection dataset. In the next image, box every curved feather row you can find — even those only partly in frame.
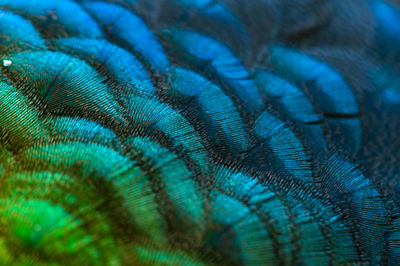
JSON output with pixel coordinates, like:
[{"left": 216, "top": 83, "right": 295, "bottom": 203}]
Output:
[{"left": 0, "top": 0, "right": 399, "bottom": 265}]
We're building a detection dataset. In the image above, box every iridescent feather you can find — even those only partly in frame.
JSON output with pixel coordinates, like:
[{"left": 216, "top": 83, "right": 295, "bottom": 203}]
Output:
[{"left": 0, "top": 0, "right": 399, "bottom": 265}]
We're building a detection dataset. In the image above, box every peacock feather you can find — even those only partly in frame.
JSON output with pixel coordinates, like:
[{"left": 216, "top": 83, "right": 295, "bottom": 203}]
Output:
[{"left": 0, "top": 0, "right": 399, "bottom": 265}]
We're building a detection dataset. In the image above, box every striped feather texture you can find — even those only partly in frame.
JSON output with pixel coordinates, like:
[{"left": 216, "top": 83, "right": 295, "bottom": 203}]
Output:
[{"left": 0, "top": 0, "right": 399, "bottom": 265}]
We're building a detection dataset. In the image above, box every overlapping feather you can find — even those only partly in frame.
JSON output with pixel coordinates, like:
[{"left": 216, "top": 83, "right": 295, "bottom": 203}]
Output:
[{"left": 0, "top": 0, "right": 399, "bottom": 265}]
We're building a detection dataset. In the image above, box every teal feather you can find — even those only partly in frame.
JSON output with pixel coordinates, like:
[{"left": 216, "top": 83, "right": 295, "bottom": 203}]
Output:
[{"left": 0, "top": 0, "right": 399, "bottom": 265}]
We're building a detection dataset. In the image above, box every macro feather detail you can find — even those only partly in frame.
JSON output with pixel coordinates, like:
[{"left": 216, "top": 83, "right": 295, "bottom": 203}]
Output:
[{"left": 0, "top": 0, "right": 399, "bottom": 265}]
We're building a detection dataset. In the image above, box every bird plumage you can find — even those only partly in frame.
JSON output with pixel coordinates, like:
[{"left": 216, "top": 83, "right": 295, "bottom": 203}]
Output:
[{"left": 0, "top": 0, "right": 399, "bottom": 265}]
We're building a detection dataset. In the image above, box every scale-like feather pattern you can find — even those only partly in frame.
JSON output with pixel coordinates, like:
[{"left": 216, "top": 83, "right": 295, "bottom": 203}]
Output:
[{"left": 0, "top": 0, "right": 399, "bottom": 265}]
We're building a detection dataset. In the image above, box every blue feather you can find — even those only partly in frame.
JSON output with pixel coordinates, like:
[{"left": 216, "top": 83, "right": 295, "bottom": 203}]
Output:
[
  {"left": 82, "top": 1, "right": 170, "bottom": 71},
  {"left": 160, "top": 28, "right": 263, "bottom": 112},
  {"left": 0, "top": 10, "right": 46, "bottom": 52},
  {"left": 0, "top": 0, "right": 103, "bottom": 38},
  {"left": 0, "top": 0, "right": 398, "bottom": 264},
  {"left": 265, "top": 44, "right": 362, "bottom": 156},
  {"left": 55, "top": 38, "right": 156, "bottom": 99}
]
